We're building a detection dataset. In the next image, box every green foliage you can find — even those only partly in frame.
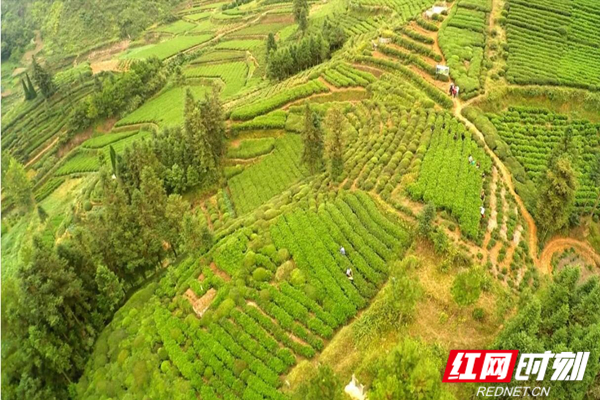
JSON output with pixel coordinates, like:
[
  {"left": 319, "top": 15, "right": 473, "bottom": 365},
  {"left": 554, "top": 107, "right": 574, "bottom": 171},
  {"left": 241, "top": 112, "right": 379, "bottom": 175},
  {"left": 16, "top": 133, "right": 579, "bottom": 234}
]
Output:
[
  {"left": 451, "top": 268, "right": 483, "bottom": 306},
  {"left": 504, "top": 0, "right": 600, "bottom": 90},
  {"left": 370, "top": 338, "right": 453, "bottom": 400},
  {"left": 536, "top": 155, "right": 577, "bottom": 236},
  {"left": 4, "top": 158, "right": 33, "bottom": 211},
  {"left": 267, "top": 34, "right": 329, "bottom": 80},
  {"left": 230, "top": 80, "right": 328, "bottom": 120},
  {"left": 494, "top": 267, "right": 600, "bottom": 398},
  {"left": 292, "top": 365, "right": 343, "bottom": 400},
  {"left": 409, "top": 114, "right": 491, "bottom": 239},
  {"left": 227, "top": 138, "right": 275, "bottom": 159},
  {"left": 301, "top": 103, "right": 324, "bottom": 174},
  {"left": 31, "top": 57, "right": 56, "bottom": 99},
  {"left": 325, "top": 106, "right": 345, "bottom": 181},
  {"left": 418, "top": 202, "right": 436, "bottom": 238},
  {"left": 228, "top": 134, "right": 308, "bottom": 214}
]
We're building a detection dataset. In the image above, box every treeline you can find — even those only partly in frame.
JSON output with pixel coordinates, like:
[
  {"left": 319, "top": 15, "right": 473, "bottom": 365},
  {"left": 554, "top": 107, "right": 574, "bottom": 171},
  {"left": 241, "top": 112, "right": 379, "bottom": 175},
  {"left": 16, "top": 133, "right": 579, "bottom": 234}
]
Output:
[
  {"left": 267, "top": 21, "right": 346, "bottom": 80},
  {"left": 118, "top": 87, "right": 225, "bottom": 195},
  {"left": 69, "top": 57, "right": 167, "bottom": 134},
  {"left": 1, "top": 87, "right": 226, "bottom": 399}
]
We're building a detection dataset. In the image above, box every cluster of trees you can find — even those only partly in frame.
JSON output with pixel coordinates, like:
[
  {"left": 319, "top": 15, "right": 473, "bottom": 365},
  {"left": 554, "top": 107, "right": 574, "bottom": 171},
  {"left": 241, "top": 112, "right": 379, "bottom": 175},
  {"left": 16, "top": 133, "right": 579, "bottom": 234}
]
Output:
[
  {"left": 3, "top": 157, "right": 34, "bottom": 211},
  {"left": 117, "top": 87, "right": 225, "bottom": 195},
  {"left": 69, "top": 57, "right": 166, "bottom": 133},
  {"left": 300, "top": 103, "right": 345, "bottom": 179},
  {"left": 493, "top": 267, "right": 600, "bottom": 398},
  {"left": 1, "top": 234, "right": 125, "bottom": 399},
  {"left": 535, "top": 128, "right": 579, "bottom": 238},
  {"left": 31, "top": 57, "right": 56, "bottom": 98},
  {"left": 369, "top": 338, "right": 453, "bottom": 399},
  {"left": 20, "top": 72, "right": 37, "bottom": 100},
  {"left": 293, "top": 0, "right": 309, "bottom": 31},
  {"left": 0, "top": 0, "right": 35, "bottom": 59},
  {"left": 266, "top": 22, "right": 345, "bottom": 80},
  {"left": 2, "top": 77, "right": 225, "bottom": 400}
]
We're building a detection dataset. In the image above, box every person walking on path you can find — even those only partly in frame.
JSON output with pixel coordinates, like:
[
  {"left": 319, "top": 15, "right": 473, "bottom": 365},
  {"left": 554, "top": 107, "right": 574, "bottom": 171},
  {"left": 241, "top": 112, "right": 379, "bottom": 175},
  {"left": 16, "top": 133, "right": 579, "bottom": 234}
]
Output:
[{"left": 449, "top": 83, "right": 455, "bottom": 97}]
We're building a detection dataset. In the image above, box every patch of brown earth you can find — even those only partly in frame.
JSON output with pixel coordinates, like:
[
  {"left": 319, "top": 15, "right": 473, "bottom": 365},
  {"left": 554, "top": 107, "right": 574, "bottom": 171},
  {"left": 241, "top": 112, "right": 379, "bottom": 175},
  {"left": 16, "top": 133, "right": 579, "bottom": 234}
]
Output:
[{"left": 185, "top": 288, "right": 217, "bottom": 317}]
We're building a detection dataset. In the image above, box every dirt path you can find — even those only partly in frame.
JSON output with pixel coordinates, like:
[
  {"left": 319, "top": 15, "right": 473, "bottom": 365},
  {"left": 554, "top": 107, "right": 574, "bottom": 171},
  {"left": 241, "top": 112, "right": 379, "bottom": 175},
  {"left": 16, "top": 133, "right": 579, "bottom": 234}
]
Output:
[
  {"left": 454, "top": 97, "right": 600, "bottom": 273},
  {"left": 21, "top": 31, "right": 43, "bottom": 65},
  {"left": 540, "top": 238, "right": 600, "bottom": 273},
  {"left": 454, "top": 99, "right": 540, "bottom": 264},
  {"left": 483, "top": 166, "right": 498, "bottom": 248},
  {"left": 25, "top": 136, "right": 59, "bottom": 168}
]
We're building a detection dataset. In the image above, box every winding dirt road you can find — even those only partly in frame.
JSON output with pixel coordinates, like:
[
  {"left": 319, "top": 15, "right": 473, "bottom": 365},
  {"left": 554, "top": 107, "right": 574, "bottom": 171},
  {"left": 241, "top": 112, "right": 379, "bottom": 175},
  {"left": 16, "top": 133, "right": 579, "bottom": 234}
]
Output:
[{"left": 453, "top": 99, "right": 599, "bottom": 273}]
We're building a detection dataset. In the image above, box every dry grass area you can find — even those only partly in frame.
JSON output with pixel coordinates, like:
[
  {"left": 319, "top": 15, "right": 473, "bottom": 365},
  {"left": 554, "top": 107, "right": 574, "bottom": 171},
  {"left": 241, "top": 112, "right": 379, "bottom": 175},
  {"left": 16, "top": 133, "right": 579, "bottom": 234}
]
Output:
[{"left": 284, "top": 241, "right": 513, "bottom": 397}]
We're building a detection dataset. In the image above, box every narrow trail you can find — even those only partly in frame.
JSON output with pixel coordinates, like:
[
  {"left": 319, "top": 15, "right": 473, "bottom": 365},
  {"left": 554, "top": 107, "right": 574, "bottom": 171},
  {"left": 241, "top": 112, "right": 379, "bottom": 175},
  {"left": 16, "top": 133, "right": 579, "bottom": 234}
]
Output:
[
  {"left": 25, "top": 136, "right": 60, "bottom": 168},
  {"left": 453, "top": 98, "right": 600, "bottom": 273},
  {"left": 540, "top": 238, "right": 600, "bottom": 273},
  {"left": 453, "top": 99, "right": 539, "bottom": 264}
]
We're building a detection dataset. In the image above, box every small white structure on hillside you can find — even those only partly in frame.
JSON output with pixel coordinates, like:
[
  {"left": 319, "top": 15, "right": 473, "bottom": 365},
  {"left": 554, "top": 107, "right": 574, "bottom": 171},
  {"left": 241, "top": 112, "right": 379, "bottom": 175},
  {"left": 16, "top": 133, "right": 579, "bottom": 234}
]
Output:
[
  {"left": 425, "top": 4, "right": 448, "bottom": 19},
  {"left": 345, "top": 374, "right": 367, "bottom": 400},
  {"left": 436, "top": 65, "right": 450, "bottom": 76}
]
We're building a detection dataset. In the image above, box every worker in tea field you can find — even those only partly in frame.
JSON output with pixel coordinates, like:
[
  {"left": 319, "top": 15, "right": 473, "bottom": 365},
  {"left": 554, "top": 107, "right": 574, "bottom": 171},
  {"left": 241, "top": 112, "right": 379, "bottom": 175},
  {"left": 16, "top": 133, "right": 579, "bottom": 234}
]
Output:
[
  {"left": 468, "top": 155, "right": 474, "bottom": 165},
  {"left": 340, "top": 246, "right": 346, "bottom": 256},
  {"left": 346, "top": 268, "right": 354, "bottom": 282},
  {"left": 449, "top": 83, "right": 455, "bottom": 97},
  {"left": 455, "top": 86, "right": 460, "bottom": 98},
  {"left": 480, "top": 206, "right": 485, "bottom": 219}
]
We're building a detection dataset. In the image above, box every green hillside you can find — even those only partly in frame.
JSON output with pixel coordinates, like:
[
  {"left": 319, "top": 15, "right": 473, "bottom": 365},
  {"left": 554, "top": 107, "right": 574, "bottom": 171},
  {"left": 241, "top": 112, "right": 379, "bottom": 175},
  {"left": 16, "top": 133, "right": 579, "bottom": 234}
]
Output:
[{"left": 2, "top": 0, "right": 600, "bottom": 398}]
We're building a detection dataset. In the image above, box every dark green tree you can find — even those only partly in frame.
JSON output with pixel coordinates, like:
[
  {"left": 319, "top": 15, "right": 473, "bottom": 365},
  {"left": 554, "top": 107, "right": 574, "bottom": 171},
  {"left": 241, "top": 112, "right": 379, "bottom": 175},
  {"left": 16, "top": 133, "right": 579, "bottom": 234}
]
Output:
[
  {"left": 301, "top": 103, "right": 324, "bottom": 174},
  {"left": 164, "top": 194, "right": 188, "bottom": 256},
  {"left": 199, "top": 85, "right": 226, "bottom": 162},
  {"left": 370, "top": 338, "right": 449, "bottom": 400},
  {"left": 293, "top": 0, "right": 309, "bottom": 31},
  {"left": 493, "top": 267, "right": 600, "bottom": 399},
  {"left": 292, "top": 364, "right": 343, "bottom": 400},
  {"left": 31, "top": 56, "right": 56, "bottom": 99},
  {"left": 451, "top": 268, "right": 483, "bottom": 306},
  {"left": 536, "top": 155, "right": 577, "bottom": 238},
  {"left": 325, "top": 106, "right": 345, "bottom": 181},
  {"left": 25, "top": 72, "right": 37, "bottom": 99},
  {"left": 266, "top": 32, "right": 277, "bottom": 57},
  {"left": 21, "top": 78, "right": 31, "bottom": 100},
  {"left": 4, "top": 158, "right": 33, "bottom": 210},
  {"left": 95, "top": 264, "right": 125, "bottom": 318},
  {"left": 418, "top": 202, "right": 436, "bottom": 238},
  {"left": 37, "top": 205, "right": 49, "bottom": 223}
]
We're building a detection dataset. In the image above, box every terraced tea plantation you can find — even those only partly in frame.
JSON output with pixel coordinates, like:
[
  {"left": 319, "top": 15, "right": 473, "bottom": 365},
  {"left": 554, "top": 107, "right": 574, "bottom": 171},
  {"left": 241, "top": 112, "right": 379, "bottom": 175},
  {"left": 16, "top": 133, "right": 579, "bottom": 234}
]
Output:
[{"left": 3, "top": 0, "right": 600, "bottom": 398}]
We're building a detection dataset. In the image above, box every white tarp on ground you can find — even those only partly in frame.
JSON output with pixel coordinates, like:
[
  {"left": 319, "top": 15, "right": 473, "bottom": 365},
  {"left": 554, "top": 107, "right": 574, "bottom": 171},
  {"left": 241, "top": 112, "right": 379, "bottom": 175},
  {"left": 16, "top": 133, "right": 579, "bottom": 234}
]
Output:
[
  {"left": 425, "top": 5, "right": 448, "bottom": 18},
  {"left": 345, "top": 374, "right": 367, "bottom": 400}
]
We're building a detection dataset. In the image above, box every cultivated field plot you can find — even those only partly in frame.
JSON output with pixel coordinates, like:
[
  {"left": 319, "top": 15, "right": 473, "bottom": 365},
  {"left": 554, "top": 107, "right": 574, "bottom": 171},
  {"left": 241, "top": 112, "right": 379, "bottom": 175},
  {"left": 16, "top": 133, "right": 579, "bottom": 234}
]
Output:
[
  {"left": 55, "top": 130, "right": 151, "bottom": 176},
  {"left": 76, "top": 191, "right": 410, "bottom": 399},
  {"left": 119, "top": 35, "right": 213, "bottom": 60},
  {"left": 116, "top": 86, "right": 210, "bottom": 127},
  {"left": 354, "top": 0, "right": 434, "bottom": 20},
  {"left": 228, "top": 134, "right": 308, "bottom": 214},
  {"left": 488, "top": 107, "right": 600, "bottom": 212},
  {"left": 409, "top": 113, "right": 492, "bottom": 239},
  {"left": 439, "top": 0, "right": 490, "bottom": 99},
  {"left": 184, "top": 61, "right": 249, "bottom": 98},
  {"left": 505, "top": 0, "right": 600, "bottom": 89},
  {"left": 153, "top": 20, "right": 198, "bottom": 34}
]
